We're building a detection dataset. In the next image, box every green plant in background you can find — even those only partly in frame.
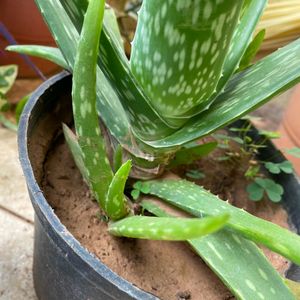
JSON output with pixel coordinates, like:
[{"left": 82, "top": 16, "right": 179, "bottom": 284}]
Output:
[
  {"left": 0, "top": 64, "right": 18, "bottom": 131},
  {"left": 8, "top": 0, "right": 300, "bottom": 298}
]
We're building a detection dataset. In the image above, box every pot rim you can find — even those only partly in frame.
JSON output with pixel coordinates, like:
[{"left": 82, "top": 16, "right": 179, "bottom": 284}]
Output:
[{"left": 18, "top": 71, "right": 157, "bottom": 300}]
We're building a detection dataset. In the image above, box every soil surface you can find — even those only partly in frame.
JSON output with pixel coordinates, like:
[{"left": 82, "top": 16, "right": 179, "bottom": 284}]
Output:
[{"left": 40, "top": 132, "right": 289, "bottom": 300}]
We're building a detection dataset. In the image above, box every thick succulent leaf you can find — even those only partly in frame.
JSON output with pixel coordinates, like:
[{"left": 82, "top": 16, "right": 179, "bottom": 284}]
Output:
[
  {"left": 105, "top": 160, "right": 131, "bottom": 220},
  {"left": 215, "top": 0, "right": 267, "bottom": 92},
  {"left": 141, "top": 179, "right": 300, "bottom": 266},
  {"left": 177, "top": 0, "right": 267, "bottom": 119},
  {"left": 55, "top": 0, "right": 176, "bottom": 140},
  {"left": 6, "top": 45, "right": 69, "bottom": 70},
  {"left": 72, "top": 0, "right": 113, "bottom": 209},
  {"left": 141, "top": 199, "right": 294, "bottom": 300},
  {"left": 130, "top": 0, "right": 242, "bottom": 123},
  {"left": 62, "top": 124, "right": 89, "bottom": 182},
  {"left": 103, "top": 5, "right": 124, "bottom": 52},
  {"left": 146, "top": 38, "right": 300, "bottom": 148},
  {"left": 108, "top": 214, "right": 229, "bottom": 241},
  {"left": 33, "top": 0, "right": 154, "bottom": 156}
]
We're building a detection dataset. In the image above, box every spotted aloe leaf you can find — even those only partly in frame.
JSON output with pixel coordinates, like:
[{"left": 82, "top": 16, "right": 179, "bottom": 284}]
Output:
[
  {"left": 139, "top": 179, "right": 300, "bottom": 266},
  {"left": 108, "top": 214, "right": 229, "bottom": 241},
  {"left": 105, "top": 160, "right": 131, "bottom": 220},
  {"left": 141, "top": 200, "right": 294, "bottom": 300},
  {"left": 35, "top": 0, "right": 175, "bottom": 143},
  {"left": 72, "top": 0, "right": 114, "bottom": 210},
  {"left": 6, "top": 45, "right": 69, "bottom": 70},
  {"left": 147, "top": 38, "right": 300, "bottom": 148},
  {"left": 131, "top": 1, "right": 242, "bottom": 124},
  {"left": 215, "top": 0, "right": 267, "bottom": 92}
]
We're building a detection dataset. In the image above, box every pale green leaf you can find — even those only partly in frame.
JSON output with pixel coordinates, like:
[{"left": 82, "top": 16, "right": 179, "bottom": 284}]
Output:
[
  {"left": 6, "top": 45, "right": 69, "bottom": 70},
  {"left": 141, "top": 179, "right": 300, "bottom": 266},
  {"left": 108, "top": 214, "right": 229, "bottom": 241},
  {"left": 141, "top": 199, "right": 294, "bottom": 300}
]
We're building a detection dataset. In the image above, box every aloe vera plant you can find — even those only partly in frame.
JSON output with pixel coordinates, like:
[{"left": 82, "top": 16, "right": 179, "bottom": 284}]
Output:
[{"left": 10, "top": 0, "right": 300, "bottom": 298}]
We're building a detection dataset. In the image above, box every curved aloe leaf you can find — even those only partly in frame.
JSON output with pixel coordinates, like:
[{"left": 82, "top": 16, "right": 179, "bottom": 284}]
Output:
[
  {"left": 33, "top": 0, "right": 155, "bottom": 157},
  {"left": 108, "top": 214, "right": 229, "bottom": 241},
  {"left": 147, "top": 38, "right": 300, "bottom": 148},
  {"left": 140, "top": 179, "right": 300, "bottom": 266},
  {"left": 37, "top": 0, "right": 176, "bottom": 142},
  {"left": 215, "top": 0, "right": 267, "bottom": 92},
  {"left": 72, "top": 0, "right": 114, "bottom": 209},
  {"left": 6, "top": 45, "right": 69, "bottom": 70},
  {"left": 131, "top": 1, "right": 242, "bottom": 123},
  {"left": 141, "top": 200, "right": 294, "bottom": 300},
  {"left": 105, "top": 160, "right": 131, "bottom": 220}
]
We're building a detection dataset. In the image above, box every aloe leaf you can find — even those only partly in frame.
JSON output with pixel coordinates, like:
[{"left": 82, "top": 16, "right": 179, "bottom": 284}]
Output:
[
  {"left": 168, "top": 141, "right": 217, "bottom": 168},
  {"left": 181, "top": 0, "right": 267, "bottom": 119},
  {"left": 141, "top": 200, "right": 294, "bottom": 300},
  {"left": 130, "top": 1, "right": 242, "bottom": 122},
  {"left": 62, "top": 124, "right": 89, "bottom": 182},
  {"left": 105, "top": 160, "right": 131, "bottom": 220},
  {"left": 113, "top": 144, "right": 123, "bottom": 173},
  {"left": 108, "top": 214, "right": 229, "bottom": 241},
  {"left": 285, "top": 279, "right": 300, "bottom": 299},
  {"left": 103, "top": 5, "right": 124, "bottom": 52},
  {"left": 38, "top": 0, "right": 175, "bottom": 142},
  {"left": 216, "top": 0, "right": 267, "bottom": 91},
  {"left": 6, "top": 45, "right": 69, "bottom": 70},
  {"left": 238, "top": 29, "right": 266, "bottom": 72},
  {"left": 147, "top": 38, "right": 300, "bottom": 148},
  {"left": 72, "top": 0, "right": 114, "bottom": 209},
  {"left": 140, "top": 179, "right": 300, "bottom": 266}
]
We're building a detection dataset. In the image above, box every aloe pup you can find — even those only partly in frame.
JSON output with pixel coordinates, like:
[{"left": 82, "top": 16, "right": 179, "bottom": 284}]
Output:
[{"left": 9, "top": 0, "right": 300, "bottom": 298}]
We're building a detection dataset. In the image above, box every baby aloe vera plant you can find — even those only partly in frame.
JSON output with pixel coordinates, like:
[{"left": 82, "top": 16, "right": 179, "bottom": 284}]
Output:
[{"left": 9, "top": 0, "right": 300, "bottom": 299}]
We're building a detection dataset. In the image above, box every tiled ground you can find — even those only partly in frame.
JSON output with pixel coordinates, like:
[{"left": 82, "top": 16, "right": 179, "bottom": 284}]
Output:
[{"left": 0, "top": 127, "right": 37, "bottom": 300}]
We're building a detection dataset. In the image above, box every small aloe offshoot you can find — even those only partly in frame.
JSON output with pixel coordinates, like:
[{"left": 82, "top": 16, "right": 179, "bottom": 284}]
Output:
[{"left": 11, "top": 0, "right": 300, "bottom": 298}]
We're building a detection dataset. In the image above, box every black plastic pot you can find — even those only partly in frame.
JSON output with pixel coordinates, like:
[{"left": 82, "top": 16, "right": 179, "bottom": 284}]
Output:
[{"left": 19, "top": 72, "right": 300, "bottom": 300}]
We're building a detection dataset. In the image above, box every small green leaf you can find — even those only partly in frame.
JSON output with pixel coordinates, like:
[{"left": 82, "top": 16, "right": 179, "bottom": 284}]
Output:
[
  {"left": 264, "top": 162, "right": 281, "bottom": 174},
  {"left": 246, "top": 182, "right": 264, "bottom": 201},
  {"left": 113, "top": 144, "right": 123, "bottom": 172},
  {"left": 0, "top": 65, "right": 18, "bottom": 95},
  {"left": 259, "top": 130, "right": 281, "bottom": 139},
  {"left": 238, "top": 29, "right": 266, "bottom": 71},
  {"left": 131, "top": 189, "right": 140, "bottom": 201},
  {"left": 285, "top": 147, "right": 300, "bottom": 158},
  {"left": 279, "top": 161, "right": 294, "bottom": 174},
  {"left": 105, "top": 160, "right": 131, "bottom": 220},
  {"left": 265, "top": 161, "right": 293, "bottom": 174},
  {"left": 186, "top": 170, "right": 205, "bottom": 180},
  {"left": 245, "top": 165, "right": 260, "bottom": 179},
  {"left": 169, "top": 142, "right": 217, "bottom": 168},
  {"left": 254, "top": 178, "right": 284, "bottom": 202},
  {"left": 108, "top": 214, "right": 229, "bottom": 241}
]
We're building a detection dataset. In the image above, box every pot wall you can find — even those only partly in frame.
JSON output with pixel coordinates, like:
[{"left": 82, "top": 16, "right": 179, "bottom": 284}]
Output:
[
  {"left": 18, "top": 72, "right": 157, "bottom": 300},
  {"left": 19, "top": 72, "right": 300, "bottom": 299}
]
